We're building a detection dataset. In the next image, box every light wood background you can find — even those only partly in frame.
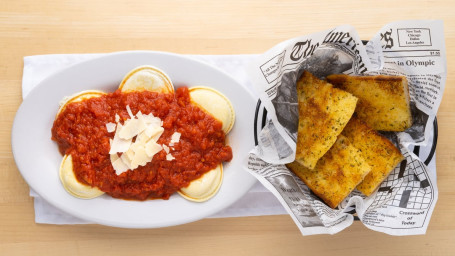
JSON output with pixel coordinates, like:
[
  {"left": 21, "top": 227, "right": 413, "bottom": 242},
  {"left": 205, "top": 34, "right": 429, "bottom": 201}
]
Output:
[{"left": 1, "top": 0, "right": 454, "bottom": 255}]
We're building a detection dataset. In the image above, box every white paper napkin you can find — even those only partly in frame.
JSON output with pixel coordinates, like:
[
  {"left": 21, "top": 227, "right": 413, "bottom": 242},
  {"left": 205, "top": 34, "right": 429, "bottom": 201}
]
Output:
[{"left": 22, "top": 53, "right": 287, "bottom": 224}]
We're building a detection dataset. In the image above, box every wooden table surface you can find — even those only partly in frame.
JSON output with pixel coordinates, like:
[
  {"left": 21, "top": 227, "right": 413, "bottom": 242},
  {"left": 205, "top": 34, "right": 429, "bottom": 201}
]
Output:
[{"left": 1, "top": 0, "right": 454, "bottom": 255}]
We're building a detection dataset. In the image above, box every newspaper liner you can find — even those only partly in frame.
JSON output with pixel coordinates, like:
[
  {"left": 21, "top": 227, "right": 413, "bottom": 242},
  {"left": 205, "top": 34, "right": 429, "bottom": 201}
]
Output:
[{"left": 245, "top": 20, "right": 445, "bottom": 235}]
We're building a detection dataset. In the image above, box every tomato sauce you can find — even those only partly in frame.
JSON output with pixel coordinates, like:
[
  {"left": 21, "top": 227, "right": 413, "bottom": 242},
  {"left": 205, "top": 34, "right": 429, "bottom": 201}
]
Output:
[{"left": 51, "top": 87, "right": 232, "bottom": 200}]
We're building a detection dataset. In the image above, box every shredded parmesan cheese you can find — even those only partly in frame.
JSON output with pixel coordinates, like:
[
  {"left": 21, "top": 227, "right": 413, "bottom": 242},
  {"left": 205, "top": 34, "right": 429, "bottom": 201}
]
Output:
[
  {"left": 108, "top": 106, "right": 175, "bottom": 175},
  {"left": 106, "top": 122, "right": 116, "bottom": 133},
  {"left": 119, "top": 118, "right": 146, "bottom": 140},
  {"left": 163, "top": 144, "right": 170, "bottom": 154},
  {"left": 108, "top": 106, "right": 186, "bottom": 174},
  {"left": 170, "top": 132, "right": 181, "bottom": 143},
  {"left": 126, "top": 105, "right": 134, "bottom": 119},
  {"left": 109, "top": 124, "right": 132, "bottom": 154},
  {"left": 166, "top": 153, "right": 175, "bottom": 161},
  {"left": 145, "top": 140, "right": 162, "bottom": 157},
  {"left": 111, "top": 154, "right": 129, "bottom": 175}
]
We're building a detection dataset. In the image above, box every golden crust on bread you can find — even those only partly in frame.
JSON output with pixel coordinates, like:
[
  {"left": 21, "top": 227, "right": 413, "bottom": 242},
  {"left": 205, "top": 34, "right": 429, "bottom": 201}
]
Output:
[
  {"left": 295, "top": 71, "right": 358, "bottom": 169},
  {"left": 326, "top": 74, "right": 412, "bottom": 131},
  {"left": 341, "top": 117, "right": 404, "bottom": 196},
  {"left": 287, "top": 135, "right": 371, "bottom": 208}
]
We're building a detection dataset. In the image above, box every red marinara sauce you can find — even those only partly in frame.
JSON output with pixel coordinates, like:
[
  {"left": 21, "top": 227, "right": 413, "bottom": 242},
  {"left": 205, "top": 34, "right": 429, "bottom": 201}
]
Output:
[{"left": 51, "top": 87, "right": 232, "bottom": 200}]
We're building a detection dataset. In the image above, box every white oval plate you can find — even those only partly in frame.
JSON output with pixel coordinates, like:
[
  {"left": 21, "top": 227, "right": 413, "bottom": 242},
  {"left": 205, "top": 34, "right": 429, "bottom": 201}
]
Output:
[{"left": 12, "top": 51, "right": 257, "bottom": 228}]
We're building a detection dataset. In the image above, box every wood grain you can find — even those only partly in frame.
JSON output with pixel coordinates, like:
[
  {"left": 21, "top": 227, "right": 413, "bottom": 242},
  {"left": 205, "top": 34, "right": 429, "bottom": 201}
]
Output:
[{"left": 1, "top": 0, "right": 454, "bottom": 255}]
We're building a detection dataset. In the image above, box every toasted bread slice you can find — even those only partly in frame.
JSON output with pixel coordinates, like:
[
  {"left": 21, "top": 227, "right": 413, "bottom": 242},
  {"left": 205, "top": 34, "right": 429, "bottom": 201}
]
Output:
[
  {"left": 341, "top": 117, "right": 404, "bottom": 196},
  {"left": 326, "top": 74, "right": 412, "bottom": 131},
  {"left": 287, "top": 135, "right": 371, "bottom": 208},
  {"left": 295, "top": 71, "right": 357, "bottom": 169}
]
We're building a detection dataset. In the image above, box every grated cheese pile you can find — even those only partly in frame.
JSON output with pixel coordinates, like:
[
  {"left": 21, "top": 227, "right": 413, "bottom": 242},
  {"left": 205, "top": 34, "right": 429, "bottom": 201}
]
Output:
[{"left": 106, "top": 105, "right": 180, "bottom": 175}]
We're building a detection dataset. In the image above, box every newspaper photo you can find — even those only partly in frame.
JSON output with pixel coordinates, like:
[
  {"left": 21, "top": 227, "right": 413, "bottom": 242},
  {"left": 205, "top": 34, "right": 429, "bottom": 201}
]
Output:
[{"left": 245, "top": 20, "right": 446, "bottom": 235}]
